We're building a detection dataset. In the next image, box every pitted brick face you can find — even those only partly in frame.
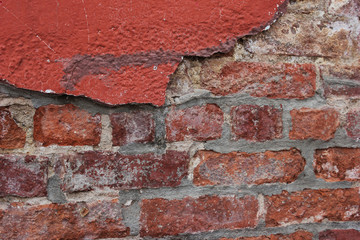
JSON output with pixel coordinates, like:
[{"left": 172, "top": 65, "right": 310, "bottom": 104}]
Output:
[
  {"left": 0, "top": 107, "right": 26, "bottom": 149},
  {"left": 221, "top": 231, "right": 313, "bottom": 240}
]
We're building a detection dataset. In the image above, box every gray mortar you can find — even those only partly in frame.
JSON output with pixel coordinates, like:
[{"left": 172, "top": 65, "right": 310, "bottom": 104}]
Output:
[{"left": 47, "top": 175, "right": 67, "bottom": 204}]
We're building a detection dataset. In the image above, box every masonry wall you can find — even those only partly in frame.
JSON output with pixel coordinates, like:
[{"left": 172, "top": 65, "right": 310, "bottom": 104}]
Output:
[{"left": 1, "top": 0, "right": 360, "bottom": 239}]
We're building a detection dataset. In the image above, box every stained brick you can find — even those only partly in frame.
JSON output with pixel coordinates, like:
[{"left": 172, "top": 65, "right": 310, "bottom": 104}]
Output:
[
  {"left": 0, "top": 155, "right": 48, "bottom": 197},
  {"left": 0, "top": 107, "right": 26, "bottom": 149},
  {"left": 166, "top": 104, "right": 223, "bottom": 142},
  {"left": 265, "top": 188, "right": 360, "bottom": 227},
  {"left": 328, "top": 0, "right": 360, "bottom": 16},
  {"left": 33, "top": 104, "right": 101, "bottom": 146},
  {"left": 319, "top": 229, "right": 360, "bottom": 240},
  {"left": 314, "top": 148, "right": 360, "bottom": 182},
  {"left": 55, "top": 151, "right": 188, "bottom": 192},
  {"left": 346, "top": 110, "right": 360, "bottom": 140},
  {"left": 231, "top": 105, "right": 283, "bottom": 142},
  {"left": 0, "top": 199, "right": 129, "bottom": 239},
  {"left": 289, "top": 108, "right": 339, "bottom": 140},
  {"left": 110, "top": 111, "right": 155, "bottom": 146},
  {"left": 193, "top": 149, "right": 305, "bottom": 186},
  {"left": 140, "top": 195, "right": 259, "bottom": 237},
  {"left": 221, "top": 231, "right": 313, "bottom": 240}
]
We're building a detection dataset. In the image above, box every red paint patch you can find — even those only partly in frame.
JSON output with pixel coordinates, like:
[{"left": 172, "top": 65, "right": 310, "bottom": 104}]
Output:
[{"left": 0, "top": 0, "right": 288, "bottom": 105}]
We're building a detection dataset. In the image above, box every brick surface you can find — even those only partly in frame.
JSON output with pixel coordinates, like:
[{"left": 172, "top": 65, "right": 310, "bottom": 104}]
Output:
[
  {"left": 0, "top": 199, "right": 129, "bottom": 239},
  {"left": 328, "top": 0, "right": 360, "bottom": 16},
  {"left": 314, "top": 148, "right": 360, "bottom": 182},
  {"left": 110, "top": 111, "right": 155, "bottom": 146},
  {"left": 166, "top": 104, "right": 223, "bottom": 142},
  {"left": 221, "top": 231, "right": 313, "bottom": 240},
  {"left": 33, "top": 104, "right": 101, "bottom": 146},
  {"left": 140, "top": 195, "right": 259, "bottom": 237},
  {"left": 289, "top": 108, "right": 339, "bottom": 140},
  {"left": 55, "top": 151, "right": 188, "bottom": 192},
  {"left": 265, "top": 188, "right": 360, "bottom": 227},
  {"left": 0, "top": 155, "right": 48, "bottom": 197},
  {"left": 319, "top": 229, "right": 360, "bottom": 240},
  {"left": 231, "top": 105, "right": 283, "bottom": 142},
  {"left": 0, "top": 107, "right": 26, "bottom": 149},
  {"left": 346, "top": 110, "right": 360, "bottom": 140},
  {"left": 193, "top": 149, "right": 305, "bottom": 186}
]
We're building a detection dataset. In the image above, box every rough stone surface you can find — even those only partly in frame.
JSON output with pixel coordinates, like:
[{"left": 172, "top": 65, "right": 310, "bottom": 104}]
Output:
[
  {"left": 231, "top": 105, "right": 283, "bottom": 142},
  {"left": 193, "top": 149, "right": 305, "bottom": 186},
  {"left": 327, "top": 0, "right": 360, "bottom": 16},
  {"left": 0, "top": 107, "right": 26, "bottom": 149},
  {"left": 166, "top": 104, "right": 224, "bottom": 142},
  {"left": 221, "top": 231, "right": 313, "bottom": 240},
  {"left": 0, "top": 199, "right": 130, "bottom": 239},
  {"left": 319, "top": 229, "right": 360, "bottom": 240},
  {"left": 265, "top": 188, "right": 360, "bottom": 227},
  {"left": 314, "top": 148, "right": 360, "bottom": 182},
  {"left": 346, "top": 110, "right": 360, "bottom": 140},
  {"left": 55, "top": 151, "right": 188, "bottom": 192},
  {"left": 289, "top": 108, "right": 340, "bottom": 140},
  {"left": 0, "top": 155, "right": 48, "bottom": 197},
  {"left": 140, "top": 195, "right": 259, "bottom": 237},
  {"left": 110, "top": 111, "right": 155, "bottom": 146},
  {"left": 0, "top": 0, "right": 288, "bottom": 106},
  {"left": 33, "top": 104, "right": 101, "bottom": 146}
]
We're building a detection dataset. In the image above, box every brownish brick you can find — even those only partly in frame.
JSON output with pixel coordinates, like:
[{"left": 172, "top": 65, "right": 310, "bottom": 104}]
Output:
[
  {"left": 319, "top": 229, "right": 360, "bottom": 240},
  {"left": 221, "top": 230, "right": 313, "bottom": 240},
  {"left": 0, "top": 107, "right": 26, "bottom": 149},
  {"left": 346, "top": 110, "right": 360, "bottom": 140}
]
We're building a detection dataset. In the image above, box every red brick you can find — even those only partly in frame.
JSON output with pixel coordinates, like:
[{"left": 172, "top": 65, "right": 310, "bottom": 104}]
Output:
[
  {"left": 110, "top": 111, "right": 155, "bottom": 146},
  {"left": 314, "top": 148, "right": 360, "bottom": 182},
  {"left": 265, "top": 188, "right": 360, "bottom": 227},
  {"left": 319, "top": 229, "right": 360, "bottom": 240},
  {"left": 201, "top": 62, "right": 316, "bottom": 99},
  {"left": 0, "top": 107, "right": 26, "bottom": 149},
  {"left": 140, "top": 195, "right": 259, "bottom": 237},
  {"left": 33, "top": 104, "right": 101, "bottom": 146},
  {"left": 289, "top": 108, "right": 339, "bottom": 140},
  {"left": 0, "top": 199, "right": 129, "bottom": 239},
  {"left": 346, "top": 110, "right": 360, "bottom": 140},
  {"left": 55, "top": 151, "right": 188, "bottom": 192},
  {"left": 0, "top": 155, "right": 48, "bottom": 197},
  {"left": 193, "top": 149, "right": 305, "bottom": 186},
  {"left": 231, "top": 105, "right": 283, "bottom": 142},
  {"left": 166, "top": 104, "right": 223, "bottom": 142},
  {"left": 221, "top": 231, "right": 313, "bottom": 240}
]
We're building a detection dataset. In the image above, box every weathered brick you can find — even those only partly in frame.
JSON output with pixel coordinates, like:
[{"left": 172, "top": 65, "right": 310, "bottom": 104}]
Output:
[
  {"left": 231, "top": 105, "right": 283, "bottom": 142},
  {"left": 314, "top": 148, "right": 360, "bottom": 182},
  {"left": 0, "top": 199, "right": 129, "bottom": 239},
  {"left": 290, "top": 108, "right": 339, "bottom": 140},
  {"left": 328, "top": 0, "right": 360, "bottom": 16},
  {"left": 55, "top": 150, "right": 188, "bottom": 192},
  {"left": 346, "top": 110, "right": 360, "bottom": 140},
  {"left": 33, "top": 104, "right": 101, "bottom": 146},
  {"left": 221, "top": 231, "right": 313, "bottom": 240},
  {"left": 265, "top": 188, "right": 360, "bottom": 227},
  {"left": 0, "top": 107, "right": 26, "bottom": 149},
  {"left": 0, "top": 155, "right": 48, "bottom": 197},
  {"left": 140, "top": 195, "right": 259, "bottom": 237},
  {"left": 319, "top": 229, "right": 360, "bottom": 240},
  {"left": 193, "top": 149, "right": 305, "bottom": 186},
  {"left": 166, "top": 104, "right": 223, "bottom": 142},
  {"left": 110, "top": 111, "right": 155, "bottom": 146}
]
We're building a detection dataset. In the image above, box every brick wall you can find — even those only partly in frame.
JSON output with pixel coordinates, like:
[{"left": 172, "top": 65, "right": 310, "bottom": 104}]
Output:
[{"left": 0, "top": 0, "right": 359, "bottom": 239}]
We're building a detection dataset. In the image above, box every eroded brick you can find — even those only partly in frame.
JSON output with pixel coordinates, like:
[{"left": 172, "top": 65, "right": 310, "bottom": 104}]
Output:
[
  {"left": 290, "top": 108, "right": 339, "bottom": 140},
  {"left": 33, "top": 104, "right": 101, "bottom": 146},
  {"left": 221, "top": 230, "right": 313, "bottom": 240},
  {"left": 231, "top": 105, "right": 283, "bottom": 142},
  {"left": 193, "top": 149, "right": 305, "bottom": 186},
  {"left": 328, "top": 0, "right": 360, "bottom": 16},
  {"left": 319, "top": 229, "right": 360, "bottom": 240},
  {"left": 265, "top": 188, "right": 360, "bottom": 227},
  {"left": 140, "top": 195, "right": 259, "bottom": 237},
  {"left": 0, "top": 107, "right": 26, "bottom": 149},
  {"left": 346, "top": 110, "right": 360, "bottom": 140}
]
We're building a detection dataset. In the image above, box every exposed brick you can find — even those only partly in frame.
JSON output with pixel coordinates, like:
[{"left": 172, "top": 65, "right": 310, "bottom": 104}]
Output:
[
  {"left": 110, "top": 111, "right": 155, "bottom": 146},
  {"left": 314, "top": 148, "right": 360, "bottom": 182},
  {"left": 265, "top": 188, "right": 360, "bottom": 227},
  {"left": 0, "top": 107, "right": 26, "bottom": 149},
  {"left": 0, "top": 155, "right": 48, "bottom": 197},
  {"left": 231, "top": 105, "right": 283, "bottom": 142},
  {"left": 33, "top": 104, "right": 101, "bottom": 146},
  {"left": 140, "top": 195, "right": 259, "bottom": 237},
  {"left": 0, "top": 199, "right": 129, "bottom": 239},
  {"left": 289, "top": 108, "right": 339, "bottom": 140},
  {"left": 221, "top": 230, "right": 313, "bottom": 240},
  {"left": 319, "top": 229, "right": 360, "bottom": 240},
  {"left": 346, "top": 110, "right": 360, "bottom": 140},
  {"left": 55, "top": 151, "right": 188, "bottom": 192},
  {"left": 166, "top": 104, "right": 223, "bottom": 142},
  {"left": 193, "top": 149, "right": 305, "bottom": 186}
]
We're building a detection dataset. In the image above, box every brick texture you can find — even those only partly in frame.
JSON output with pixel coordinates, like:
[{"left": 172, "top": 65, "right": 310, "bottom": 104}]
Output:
[
  {"left": 0, "top": 107, "right": 26, "bottom": 149},
  {"left": 346, "top": 110, "right": 360, "bottom": 140},
  {"left": 221, "top": 231, "right": 313, "bottom": 240},
  {"left": 319, "top": 229, "right": 360, "bottom": 240}
]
